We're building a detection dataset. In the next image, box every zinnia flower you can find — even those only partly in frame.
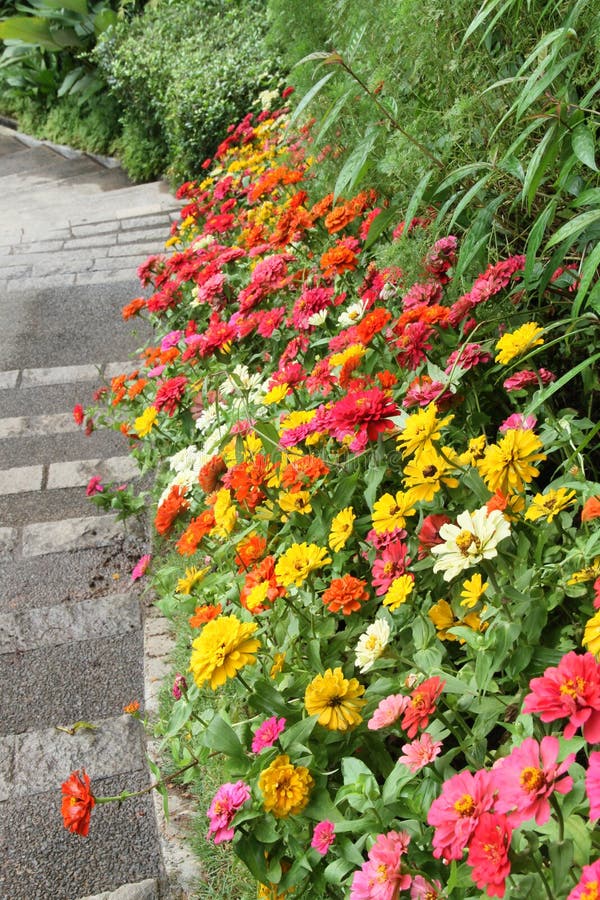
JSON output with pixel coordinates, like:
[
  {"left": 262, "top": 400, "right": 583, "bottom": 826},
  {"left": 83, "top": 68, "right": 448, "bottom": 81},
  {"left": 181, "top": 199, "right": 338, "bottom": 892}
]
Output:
[
  {"left": 410, "top": 875, "right": 443, "bottom": 899},
  {"left": 372, "top": 491, "right": 417, "bottom": 534},
  {"left": 383, "top": 574, "right": 414, "bottom": 611},
  {"left": 466, "top": 812, "right": 512, "bottom": 898},
  {"left": 322, "top": 574, "right": 369, "bottom": 615},
  {"left": 134, "top": 406, "right": 158, "bottom": 437},
  {"left": 189, "top": 614, "right": 260, "bottom": 689},
  {"left": 355, "top": 619, "right": 391, "bottom": 673},
  {"left": 305, "top": 667, "right": 365, "bottom": 730},
  {"left": 258, "top": 754, "right": 313, "bottom": 817},
  {"left": 350, "top": 831, "right": 412, "bottom": 900},
  {"left": 398, "top": 733, "right": 443, "bottom": 773},
  {"left": 207, "top": 780, "right": 251, "bottom": 843},
  {"left": 311, "top": 820, "right": 336, "bottom": 855},
  {"left": 567, "top": 858, "right": 600, "bottom": 900},
  {"left": 522, "top": 651, "right": 600, "bottom": 742},
  {"left": 427, "top": 769, "right": 496, "bottom": 861},
  {"left": 275, "top": 542, "right": 331, "bottom": 588},
  {"left": 131, "top": 554, "right": 151, "bottom": 581},
  {"left": 252, "top": 716, "right": 286, "bottom": 753},
  {"left": 582, "top": 496, "right": 600, "bottom": 522},
  {"left": 396, "top": 404, "right": 453, "bottom": 458},
  {"left": 583, "top": 610, "right": 600, "bottom": 657},
  {"left": 368, "top": 693, "right": 409, "bottom": 730},
  {"left": 329, "top": 506, "right": 356, "bottom": 551},
  {"left": 431, "top": 507, "right": 511, "bottom": 581},
  {"left": 460, "top": 573, "right": 488, "bottom": 608},
  {"left": 478, "top": 429, "right": 546, "bottom": 494},
  {"left": 586, "top": 751, "right": 600, "bottom": 819},
  {"left": 492, "top": 735, "right": 574, "bottom": 826},
  {"left": 525, "top": 487, "right": 577, "bottom": 523},
  {"left": 61, "top": 769, "right": 95, "bottom": 836},
  {"left": 402, "top": 676, "right": 445, "bottom": 738},
  {"left": 495, "top": 321, "right": 544, "bottom": 364}
]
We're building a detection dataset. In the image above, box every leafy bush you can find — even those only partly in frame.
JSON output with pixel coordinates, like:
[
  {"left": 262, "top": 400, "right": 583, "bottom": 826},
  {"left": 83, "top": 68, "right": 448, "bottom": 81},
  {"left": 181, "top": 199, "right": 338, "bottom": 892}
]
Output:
[{"left": 95, "top": 0, "right": 282, "bottom": 182}]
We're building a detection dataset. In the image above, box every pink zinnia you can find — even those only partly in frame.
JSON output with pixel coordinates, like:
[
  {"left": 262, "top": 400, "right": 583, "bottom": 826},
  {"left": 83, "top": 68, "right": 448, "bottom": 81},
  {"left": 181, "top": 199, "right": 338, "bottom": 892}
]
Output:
[
  {"left": 371, "top": 542, "right": 411, "bottom": 596},
  {"left": 567, "top": 858, "right": 600, "bottom": 900},
  {"left": 427, "top": 769, "right": 496, "bottom": 861},
  {"left": 410, "top": 875, "right": 443, "bottom": 899},
  {"left": 311, "top": 820, "right": 335, "bottom": 855},
  {"left": 586, "top": 751, "right": 600, "bottom": 819},
  {"left": 401, "top": 676, "right": 445, "bottom": 739},
  {"left": 522, "top": 651, "right": 600, "bottom": 742},
  {"left": 503, "top": 367, "right": 555, "bottom": 392},
  {"left": 251, "top": 716, "right": 286, "bottom": 753},
  {"left": 499, "top": 412, "right": 537, "bottom": 433},
  {"left": 445, "top": 342, "right": 492, "bottom": 373},
  {"left": 350, "top": 831, "right": 412, "bottom": 900},
  {"left": 492, "top": 735, "right": 574, "bottom": 826},
  {"left": 131, "top": 554, "right": 151, "bottom": 581},
  {"left": 207, "top": 780, "right": 251, "bottom": 844},
  {"left": 326, "top": 388, "right": 399, "bottom": 453},
  {"left": 86, "top": 475, "right": 103, "bottom": 496},
  {"left": 368, "top": 694, "right": 409, "bottom": 731},
  {"left": 398, "top": 733, "right": 443, "bottom": 773},
  {"left": 466, "top": 811, "right": 512, "bottom": 898}
]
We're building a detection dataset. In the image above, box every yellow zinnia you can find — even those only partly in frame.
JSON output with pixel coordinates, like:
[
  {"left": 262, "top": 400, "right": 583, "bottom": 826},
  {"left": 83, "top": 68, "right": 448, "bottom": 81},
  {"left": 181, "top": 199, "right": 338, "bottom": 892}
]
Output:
[
  {"left": 403, "top": 445, "right": 460, "bottom": 502},
  {"left": 477, "top": 429, "right": 546, "bottom": 494},
  {"left": 396, "top": 404, "right": 453, "bottom": 458},
  {"left": 304, "top": 667, "right": 365, "bottom": 731},
  {"left": 460, "top": 572, "right": 488, "bottom": 608},
  {"left": 134, "top": 406, "right": 158, "bottom": 438},
  {"left": 583, "top": 610, "right": 600, "bottom": 657},
  {"left": 525, "top": 487, "right": 577, "bottom": 523},
  {"left": 328, "top": 506, "right": 356, "bottom": 551},
  {"left": 258, "top": 754, "right": 314, "bottom": 818},
  {"left": 275, "top": 542, "right": 331, "bottom": 588},
  {"left": 212, "top": 488, "right": 237, "bottom": 537},
  {"left": 278, "top": 490, "right": 312, "bottom": 517},
  {"left": 371, "top": 490, "right": 416, "bottom": 534},
  {"left": 428, "top": 599, "right": 459, "bottom": 641},
  {"left": 189, "top": 614, "right": 259, "bottom": 689},
  {"left": 383, "top": 574, "right": 414, "bottom": 611},
  {"left": 495, "top": 322, "right": 544, "bottom": 364},
  {"left": 176, "top": 566, "right": 210, "bottom": 595}
]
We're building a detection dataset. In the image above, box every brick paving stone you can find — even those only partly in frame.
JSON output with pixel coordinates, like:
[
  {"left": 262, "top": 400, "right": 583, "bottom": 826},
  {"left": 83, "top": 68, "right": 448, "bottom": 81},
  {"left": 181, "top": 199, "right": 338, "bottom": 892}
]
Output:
[
  {"left": 0, "top": 370, "right": 19, "bottom": 389},
  {"left": 0, "top": 412, "right": 79, "bottom": 439},
  {"left": 20, "top": 363, "right": 101, "bottom": 388},
  {"left": 0, "top": 463, "right": 43, "bottom": 495},
  {"left": 47, "top": 455, "right": 139, "bottom": 490},
  {"left": 22, "top": 513, "right": 125, "bottom": 557}
]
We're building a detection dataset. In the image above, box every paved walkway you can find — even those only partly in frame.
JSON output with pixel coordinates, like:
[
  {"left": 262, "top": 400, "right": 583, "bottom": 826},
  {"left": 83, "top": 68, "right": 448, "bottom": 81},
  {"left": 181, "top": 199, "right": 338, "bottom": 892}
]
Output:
[{"left": 0, "top": 127, "right": 183, "bottom": 899}]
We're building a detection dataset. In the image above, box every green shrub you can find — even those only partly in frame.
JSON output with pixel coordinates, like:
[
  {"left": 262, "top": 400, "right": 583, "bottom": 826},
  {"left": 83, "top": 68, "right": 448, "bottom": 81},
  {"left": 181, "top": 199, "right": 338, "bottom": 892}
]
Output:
[{"left": 96, "top": 0, "right": 283, "bottom": 183}]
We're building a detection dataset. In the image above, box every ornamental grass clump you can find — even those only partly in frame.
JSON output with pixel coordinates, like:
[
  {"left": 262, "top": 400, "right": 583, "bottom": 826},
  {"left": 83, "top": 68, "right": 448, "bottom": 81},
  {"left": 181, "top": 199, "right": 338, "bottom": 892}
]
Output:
[{"left": 66, "top": 87, "right": 600, "bottom": 899}]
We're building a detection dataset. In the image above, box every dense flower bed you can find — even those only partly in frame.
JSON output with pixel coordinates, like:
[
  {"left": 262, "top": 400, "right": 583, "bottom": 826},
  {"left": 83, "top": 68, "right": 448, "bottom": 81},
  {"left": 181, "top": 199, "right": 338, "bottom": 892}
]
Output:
[{"left": 68, "top": 92, "right": 600, "bottom": 899}]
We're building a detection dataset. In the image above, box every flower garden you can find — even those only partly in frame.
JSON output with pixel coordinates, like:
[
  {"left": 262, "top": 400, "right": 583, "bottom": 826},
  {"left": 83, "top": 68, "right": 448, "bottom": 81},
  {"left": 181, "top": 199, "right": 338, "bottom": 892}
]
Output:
[{"left": 61, "top": 87, "right": 600, "bottom": 900}]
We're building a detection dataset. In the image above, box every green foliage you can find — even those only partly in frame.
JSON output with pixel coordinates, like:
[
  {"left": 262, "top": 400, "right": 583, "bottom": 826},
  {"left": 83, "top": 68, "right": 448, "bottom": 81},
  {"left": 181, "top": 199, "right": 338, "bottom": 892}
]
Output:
[{"left": 95, "top": 0, "right": 282, "bottom": 183}]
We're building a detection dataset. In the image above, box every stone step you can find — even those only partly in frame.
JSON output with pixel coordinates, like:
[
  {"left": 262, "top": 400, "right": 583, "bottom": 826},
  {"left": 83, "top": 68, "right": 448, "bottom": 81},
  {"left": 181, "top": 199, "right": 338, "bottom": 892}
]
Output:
[
  {"left": 0, "top": 160, "right": 133, "bottom": 200},
  {"left": 0, "top": 423, "right": 129, "bottom": 470},
  {"left": 0, "top": 143, "right": 74, "bottom": 177},
  {"left": 0, "top": 132, "right": 27, "bottom": 157}
]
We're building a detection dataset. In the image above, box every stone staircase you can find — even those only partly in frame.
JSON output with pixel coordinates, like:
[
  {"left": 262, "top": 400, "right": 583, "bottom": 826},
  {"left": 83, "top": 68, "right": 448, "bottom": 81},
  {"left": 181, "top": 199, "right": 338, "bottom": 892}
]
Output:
[{"left": 0, "top": 126, "right": 191, "bottom": 899}]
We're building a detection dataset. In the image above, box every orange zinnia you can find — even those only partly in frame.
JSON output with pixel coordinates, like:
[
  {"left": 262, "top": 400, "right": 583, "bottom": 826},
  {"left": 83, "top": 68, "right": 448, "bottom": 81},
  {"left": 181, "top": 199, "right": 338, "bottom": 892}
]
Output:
[
  {"left": 235, "top": 533, "right": 267, "bottom": 572},
  {"left": 61, "top": 769, "right": 95, "bottom": 837},
  {"left": 122, "top": 297, "right": 146, "bottom": 319},
  {"left": 154, "top": 485, "right": 189, "bottom": 535},
  {"left": 582, "top": 496, "right": 600, "bottom": 523},
  {"left": 189, "top": 603, "right": 223, "bottom": 628},
  {"left": 320, "top": 243, "right": 359, "bottom": 279},
  {"left": 280, "top": 456, "right": 330, "bottom": 492},
  {"left": 322, "top": 575, "right": 369, "bottom": 615},
  {"left": 198, "top": 455, "right": 227, "bottom": 493},
  {"left": 176, "top": 510, "right": 215, "bottom": 555}
]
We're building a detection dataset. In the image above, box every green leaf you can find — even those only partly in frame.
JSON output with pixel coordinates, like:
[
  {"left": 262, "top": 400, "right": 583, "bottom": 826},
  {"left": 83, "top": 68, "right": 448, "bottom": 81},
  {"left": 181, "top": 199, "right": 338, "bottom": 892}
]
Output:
[
  {"left": 524, "top": 352, "right": 600, "bottom": 415},
  {"left": 204, "top": 713, "right": 244, "bottom": 758},
  {"left": 333, "top": 127, "right": 377, "bottom": 201},
  {"left": 164, "top": 699, "right": 193, "bottom": 739},
  {"left": 546, "top": 208, "right": 600, "bottom": 248},
  {"left": 571, "top": 241, "right": 600, "bottom": 316},
  {"left": 279, "top": 715, "right": 318, "bottom": 751},
  {"left": 287, "top": 71, "right": 335, "bottom": 128},
  {"left": 571, "top": 123, "right": 598, "bottom": 171},
  {"left": 398, "top": 169, "right": 433, "bottom": 239},
  {"left": 57, "top": 65, "right": 84, "bottom": 97},
  {"left": 234, "top": 832, "right": 269, "bottom": 883},
  {"left": 448, "top": 171, "right": 494, "bottom": 230},
  {"left": 313, "top": 88, "right": 353, "bottom": 147},
  {"left": 549, "top": 840, "right": 574, "bottom": 894},
  {"left": 381, "top": 761, "right": 413, "bottom": 805},
  {"left": 363, "top": 464, "right": 386, "bottom": 510},
  {"left": 250, "top": 679, "right": 290, "bottom": 717},
  {"left": 523, "top": 200, "right": 557, "bottom": 287},
  {"left": 522, "top": 122, "right": 559, "bottom": 212},
  {"left": 0, "top": 16, "right": 60, "bottom": 49}
]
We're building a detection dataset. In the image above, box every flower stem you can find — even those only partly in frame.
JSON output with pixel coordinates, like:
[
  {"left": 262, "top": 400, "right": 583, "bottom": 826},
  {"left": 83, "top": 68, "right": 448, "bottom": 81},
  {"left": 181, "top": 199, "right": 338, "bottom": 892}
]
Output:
[{"left": 95, "top": 755, "right": 200, "bottom": 805}]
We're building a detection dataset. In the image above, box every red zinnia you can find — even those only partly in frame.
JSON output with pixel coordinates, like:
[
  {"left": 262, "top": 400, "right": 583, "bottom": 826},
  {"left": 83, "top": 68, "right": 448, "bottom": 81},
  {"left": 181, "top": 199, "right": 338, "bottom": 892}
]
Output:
[
  {"left": 466, "top": 812, "right": 512, "bottom": 898},
  {"left": 61, "top": 769, "right": 95, "bottom": 836},
  {"left": 154, "top": 376, "right": 188, "bottom": 416},
  {"left": 401, "top": 676, "right": 445, "bottom": 739},
  {"left": 72, "top": 404, "right": 85, "bottom": 426}
]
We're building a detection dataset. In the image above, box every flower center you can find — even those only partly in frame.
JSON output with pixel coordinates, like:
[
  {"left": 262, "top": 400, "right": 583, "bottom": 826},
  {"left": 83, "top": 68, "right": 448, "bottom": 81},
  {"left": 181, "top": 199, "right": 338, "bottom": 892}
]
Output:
[
  {"left": 455, "top": 530, "right": 479, "bottom": 554},
  {"left": 422, "top": 465, "right": 438, "bottom": 478},
  {"left": 520, "top": 766, "right": 545, "bottom": 793},
  {"left": 559, "top": 676, "right": 586, "bottom": 698},
  {"left": 581, "top": 881, "right": 600, "bottom": 900},
  {"left": 453, "top": 793, "right": 475, "bottom": 816}
]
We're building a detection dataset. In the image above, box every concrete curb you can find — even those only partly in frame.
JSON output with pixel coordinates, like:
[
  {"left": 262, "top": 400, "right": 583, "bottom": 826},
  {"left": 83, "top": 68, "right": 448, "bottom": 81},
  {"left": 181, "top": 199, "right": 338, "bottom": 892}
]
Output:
[{"left": 0, "top": 121, "right": 123, "bottom": 169}]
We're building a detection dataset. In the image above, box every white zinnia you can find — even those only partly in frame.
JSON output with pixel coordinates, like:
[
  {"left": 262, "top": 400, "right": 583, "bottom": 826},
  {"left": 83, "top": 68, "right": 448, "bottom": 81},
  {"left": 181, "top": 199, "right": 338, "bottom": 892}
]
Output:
[
  {"left": 307, "top": 309, "right": 328, "bottom": 327},
  {"left": 355, "top": 619, "right": 391, "bottom": 673},
  {"left": 337, "top": 299, "right": 368, "bottom": 329},
  {"left": 431, "top": 506, "right": 511, "bottom": 581}
]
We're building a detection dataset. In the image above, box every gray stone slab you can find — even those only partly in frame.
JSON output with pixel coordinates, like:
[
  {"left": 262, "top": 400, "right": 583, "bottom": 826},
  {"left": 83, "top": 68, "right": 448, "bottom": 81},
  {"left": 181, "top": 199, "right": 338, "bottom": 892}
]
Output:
[
  {"left": 20, "top": 363, "right": 101, "bottom": 388},
  {"left": 0, "top": 526, "right": 17, "bottom": 556},
  {"left": 0, "top": 427, "right": 128, "bottom": 469},
  {"left": 0, "top": 771, "right": 163, "bottom": 900},
  {"left": 0, "top": 536, "right": 147, "bottom": 612},
  {"left": 12, "top": 239, "right": 65, "bottom": 254},
  {"left": 0, "top": 411, "right": 79, "bottom": 439},
  {"left": 4, "top": 273, "right": 77, "bottom": 292},
  {"left": 0, "top": 630, "right": 144, "bottom": 733},
  {"left": 47, "top": 455, "right": 139, "bottom": 490},
  {"left": 116, "top": 229, "right": 167, "bottom": 245},
  {"left": 0, "top": 484, "right": 95, "bottom": 529},
  {"left": 121, "top": 214, "right": 174, "bottom": 231},
  {"left": 81, "top": 879, "right": 160, "bottom": 900},
  {"left": 0, "top": 383, "right": 104, "bottom": 418},
  {"left": 0, "top": 370, "right": 18, "bottom": 389},
  {"left": 0, "top": 715, "right": 145, "bottom": 800},
  {"left": 0, "top": 591, "right": 141, "bottom": 654},
  {"left": 107, "top": 242, "right": 166, "bottom": 258},
  {"left": 103, "top": 361, "right": 140, "bottom": 378},
  {"left": 22, "top": 513, "right": 125, "bottom": 557},
  {"left": 71, "top": 221, "right": 120, "bottom": 238},
  {"left": 90, "top": 254, "right": 142, "bottom": 271},
  {"left": 0, "top": 463, "right": 43, "bottom": 495},
  {"left": 76, "top": 270, "right": 139, "bottom": 286},
  {"left": 68, "top": 233, "right": 120, "bottom": 251}
]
